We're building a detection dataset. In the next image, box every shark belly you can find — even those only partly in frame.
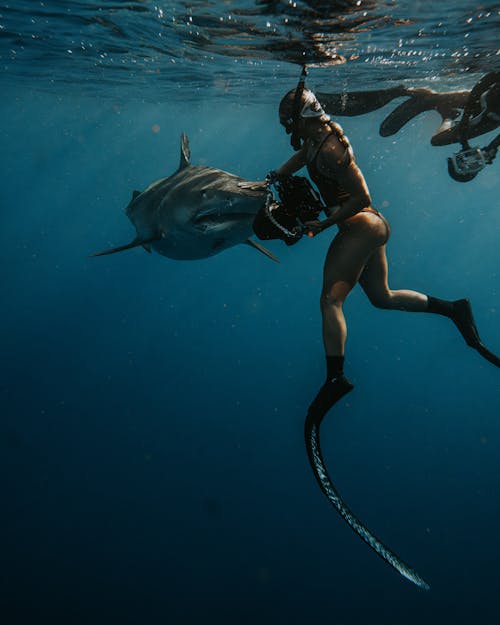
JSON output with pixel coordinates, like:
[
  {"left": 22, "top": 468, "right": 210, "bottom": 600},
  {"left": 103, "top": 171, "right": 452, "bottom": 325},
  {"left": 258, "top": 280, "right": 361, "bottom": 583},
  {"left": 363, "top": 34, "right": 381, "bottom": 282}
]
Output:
[{"left": 152, "top": 216, "right": 256, "bottom": 260}]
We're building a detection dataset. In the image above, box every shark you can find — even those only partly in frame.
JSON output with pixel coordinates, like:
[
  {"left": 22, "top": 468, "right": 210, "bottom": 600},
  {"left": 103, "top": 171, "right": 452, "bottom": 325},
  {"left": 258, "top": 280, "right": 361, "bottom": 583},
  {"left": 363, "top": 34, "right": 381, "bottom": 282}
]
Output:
[{"left": 93, "top": 133, "right": 278, "bottom": 262}]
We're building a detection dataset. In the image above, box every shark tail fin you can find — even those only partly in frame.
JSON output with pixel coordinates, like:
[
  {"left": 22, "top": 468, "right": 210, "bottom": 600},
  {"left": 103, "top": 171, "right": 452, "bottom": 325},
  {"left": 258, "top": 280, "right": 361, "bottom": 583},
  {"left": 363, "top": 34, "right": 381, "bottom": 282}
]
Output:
[
  {"left": 91, "top": 237, "right": 159, "bottom": 257},
  {"left": 245, "top": 238, "right": 280, "bottom": 263}
]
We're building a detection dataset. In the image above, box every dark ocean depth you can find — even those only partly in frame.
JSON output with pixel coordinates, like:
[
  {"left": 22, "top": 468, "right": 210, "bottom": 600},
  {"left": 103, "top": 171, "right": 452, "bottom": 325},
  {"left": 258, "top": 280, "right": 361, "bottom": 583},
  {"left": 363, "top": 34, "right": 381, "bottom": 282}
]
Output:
[{"left": 1, "top": 2, "right": 500, "bottom": 624}]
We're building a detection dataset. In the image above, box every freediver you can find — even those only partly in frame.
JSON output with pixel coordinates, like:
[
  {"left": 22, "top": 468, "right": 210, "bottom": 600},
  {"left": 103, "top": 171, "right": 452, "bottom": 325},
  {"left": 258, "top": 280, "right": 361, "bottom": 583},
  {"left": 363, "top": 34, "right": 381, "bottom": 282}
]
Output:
[
  {"left": 267, "top": 68, "right": 499, "bottom": 422},
  {"left": 316, "top": 71, "right": 500, "bottom": 182}
]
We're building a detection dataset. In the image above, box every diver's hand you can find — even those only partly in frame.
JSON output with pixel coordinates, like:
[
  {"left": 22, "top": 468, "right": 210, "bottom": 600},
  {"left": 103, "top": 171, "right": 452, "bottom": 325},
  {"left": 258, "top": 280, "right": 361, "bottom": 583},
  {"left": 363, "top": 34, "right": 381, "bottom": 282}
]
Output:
[
  {"left": 267, "top": 200, "right": 280, "bottom": 212},
  {"left": 303, "top": 219, "right": 326, "bottom": 235},
  {"left": 237, "top": 180, "right": 268, "bottom": 192},
  {"left": 265, "top": 170, "right": 279, "bottom": 185}
]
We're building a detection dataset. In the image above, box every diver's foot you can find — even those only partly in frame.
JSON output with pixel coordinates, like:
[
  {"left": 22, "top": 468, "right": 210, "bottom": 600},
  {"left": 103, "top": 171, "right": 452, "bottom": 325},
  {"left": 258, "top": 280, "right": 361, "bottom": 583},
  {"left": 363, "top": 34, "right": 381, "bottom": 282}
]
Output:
[
  {"left": 307, "top": 374, "right": 354, "bottom": 421},
  {"left": 448, "top": 299, "right": 500, "bottom": 367},
  {"left": 451, "top": 298, "right": 481, "bottom": 347}
]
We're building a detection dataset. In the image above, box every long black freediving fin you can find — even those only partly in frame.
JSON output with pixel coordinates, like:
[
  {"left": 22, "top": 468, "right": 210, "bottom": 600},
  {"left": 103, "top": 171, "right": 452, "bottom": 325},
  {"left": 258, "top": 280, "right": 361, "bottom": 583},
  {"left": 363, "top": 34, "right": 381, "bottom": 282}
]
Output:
[
  {"left": 475, "top": 343, "right": 500, "bottom": 367},
  {"left": 304, "top": 384, "right": 431, "bottom": 591}
]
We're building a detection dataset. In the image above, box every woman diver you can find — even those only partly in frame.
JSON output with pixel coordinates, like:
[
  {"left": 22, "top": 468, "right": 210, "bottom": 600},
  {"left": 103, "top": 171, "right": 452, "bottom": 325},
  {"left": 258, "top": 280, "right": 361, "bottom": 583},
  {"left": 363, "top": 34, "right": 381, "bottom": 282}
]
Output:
[
  {"left": 259, "top": 68, "right": 499, "bottom": 589},
  {"left": 268, "top": 68, "right": 499, "bottom": 422}
]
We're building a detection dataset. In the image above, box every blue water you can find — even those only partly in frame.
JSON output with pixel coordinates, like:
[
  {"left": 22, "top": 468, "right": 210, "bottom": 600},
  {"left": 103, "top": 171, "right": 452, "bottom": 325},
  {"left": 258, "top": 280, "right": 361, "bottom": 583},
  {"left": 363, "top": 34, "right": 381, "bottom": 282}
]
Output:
[{"left": 1, "top": 2, "right": 500, "bottom": 624}]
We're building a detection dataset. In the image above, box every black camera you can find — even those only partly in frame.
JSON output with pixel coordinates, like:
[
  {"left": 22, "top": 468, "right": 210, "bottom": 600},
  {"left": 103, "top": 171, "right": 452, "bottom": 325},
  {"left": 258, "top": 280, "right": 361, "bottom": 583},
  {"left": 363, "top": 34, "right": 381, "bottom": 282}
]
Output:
[
  {"left": 253, "top": 175, "right": 324, "bottom": 245},
  {"left": 447, "top": 147, "right": 488, "bottom": 182}
]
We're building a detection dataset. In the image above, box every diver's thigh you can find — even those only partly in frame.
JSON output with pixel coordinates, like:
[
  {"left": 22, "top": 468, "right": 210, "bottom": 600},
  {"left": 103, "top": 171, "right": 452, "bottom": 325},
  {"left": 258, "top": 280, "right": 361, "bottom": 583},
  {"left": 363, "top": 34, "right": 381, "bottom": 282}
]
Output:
[
  {"left": 322, "top": 229, "right": 379, "bottom": 292},
  {"left": 359, "top": 246, "right": 389, "bottom": 297}
]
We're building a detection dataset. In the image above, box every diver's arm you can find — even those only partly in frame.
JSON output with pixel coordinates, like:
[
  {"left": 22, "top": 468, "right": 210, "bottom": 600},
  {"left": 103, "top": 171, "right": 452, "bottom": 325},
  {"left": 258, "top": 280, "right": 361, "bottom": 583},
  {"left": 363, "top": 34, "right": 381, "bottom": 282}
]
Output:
[
  {"left": 241, "top": 150, "right": 306, "bottom": 193},
  {"left": 239, "top": 149, "right": 307, "bottom": 192},
  {"left": 324, "top": 167, "right": 371, "bottom": 226},
  {"left": 305, "top": 161, "right": 371, "bottom": 235},
  {"left": 311, "top": 142, "right": 371, "bottom": 232},
  {"left": 274, "top": 149, "right": 307, "bottom": 177}
]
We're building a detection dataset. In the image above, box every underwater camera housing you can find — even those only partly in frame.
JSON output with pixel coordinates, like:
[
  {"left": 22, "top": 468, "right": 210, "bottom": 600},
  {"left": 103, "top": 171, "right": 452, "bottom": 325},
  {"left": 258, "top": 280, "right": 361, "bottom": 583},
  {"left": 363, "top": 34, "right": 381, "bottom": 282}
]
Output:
[
  {"left": 253, "top": 175, "right": 325, "bottom": 245},
  {"left": 447, "top": 147, "right": 488, "bottom": 182}
]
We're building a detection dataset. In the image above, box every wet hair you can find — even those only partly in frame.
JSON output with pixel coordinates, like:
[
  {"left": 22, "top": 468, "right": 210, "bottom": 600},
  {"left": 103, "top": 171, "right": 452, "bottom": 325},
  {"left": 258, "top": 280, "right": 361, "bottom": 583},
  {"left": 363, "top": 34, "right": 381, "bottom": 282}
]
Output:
[{"left": 279, "top": 88, "right": 297, "bottom": 121}]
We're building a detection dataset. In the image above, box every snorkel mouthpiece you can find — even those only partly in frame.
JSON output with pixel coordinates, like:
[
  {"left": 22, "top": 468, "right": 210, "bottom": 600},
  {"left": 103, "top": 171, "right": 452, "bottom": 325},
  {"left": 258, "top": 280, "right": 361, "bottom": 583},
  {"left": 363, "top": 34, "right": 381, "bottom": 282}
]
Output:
[{"left": 290, "top": 65, "right": 308, "bottom": 151}]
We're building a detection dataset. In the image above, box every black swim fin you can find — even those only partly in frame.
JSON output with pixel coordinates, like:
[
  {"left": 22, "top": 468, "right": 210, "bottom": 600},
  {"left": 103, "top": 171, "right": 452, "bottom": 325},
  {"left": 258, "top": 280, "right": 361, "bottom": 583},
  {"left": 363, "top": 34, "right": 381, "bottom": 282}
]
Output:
[
  {"left": 307, "top": 374, "right": 354, "bottom": 422},
  {"left": 304, "top": 377, "right": 431, "bottom": 590},
  {"left": 451, "top": 299, "right": 500, "bottom": 367},
  {"left": 379, "top": 97, "right": 437, "bottom": 136}
]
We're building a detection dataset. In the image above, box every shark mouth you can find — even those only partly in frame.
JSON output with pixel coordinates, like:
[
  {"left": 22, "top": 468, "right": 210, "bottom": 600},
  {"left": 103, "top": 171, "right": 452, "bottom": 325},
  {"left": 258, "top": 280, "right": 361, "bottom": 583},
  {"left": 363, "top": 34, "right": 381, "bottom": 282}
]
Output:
[{"left": 193, "top": 212, "right": 256, "bottom": 230}]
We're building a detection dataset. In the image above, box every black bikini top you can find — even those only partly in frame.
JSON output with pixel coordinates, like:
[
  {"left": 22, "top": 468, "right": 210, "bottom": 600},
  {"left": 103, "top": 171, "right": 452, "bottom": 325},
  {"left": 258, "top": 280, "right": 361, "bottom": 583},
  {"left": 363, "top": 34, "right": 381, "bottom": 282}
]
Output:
[{"left": 306, "top": 121, "right": 353, "bottom": 209}]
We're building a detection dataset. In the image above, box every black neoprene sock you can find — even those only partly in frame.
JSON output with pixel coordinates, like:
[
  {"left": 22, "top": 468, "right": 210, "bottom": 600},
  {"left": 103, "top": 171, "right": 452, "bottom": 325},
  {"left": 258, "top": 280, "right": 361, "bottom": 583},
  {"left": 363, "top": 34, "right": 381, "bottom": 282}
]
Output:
[
  {"left": 326, "top": 355, "right": 344, "bottom": 380},
  {"left": 309, "top": 360, "right": 353, "bottom": 420},
  {"left": 426, "top": 295, "right": 454, "bottom": 318}
]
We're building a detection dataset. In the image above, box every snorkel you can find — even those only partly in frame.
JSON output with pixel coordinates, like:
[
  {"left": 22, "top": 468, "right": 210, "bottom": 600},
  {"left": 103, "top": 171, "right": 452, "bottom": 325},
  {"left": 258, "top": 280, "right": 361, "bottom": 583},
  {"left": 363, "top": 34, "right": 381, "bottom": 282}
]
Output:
[
  {"left": 290, "top": 65, "right": 308, "bottom": 151},
  {"left": 287, "top": 66, "right": 328, "bottom": 150}
]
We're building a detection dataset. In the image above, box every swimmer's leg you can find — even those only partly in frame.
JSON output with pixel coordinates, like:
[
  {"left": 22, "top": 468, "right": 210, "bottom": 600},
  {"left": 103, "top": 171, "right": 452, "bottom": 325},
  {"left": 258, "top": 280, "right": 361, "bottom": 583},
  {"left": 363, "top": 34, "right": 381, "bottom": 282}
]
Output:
[
  {"left": 308, "top": 220, "right": 386, "bottom": 420},
  {"left": 359, "top": 249, "right": 499, "bottom": 367}
]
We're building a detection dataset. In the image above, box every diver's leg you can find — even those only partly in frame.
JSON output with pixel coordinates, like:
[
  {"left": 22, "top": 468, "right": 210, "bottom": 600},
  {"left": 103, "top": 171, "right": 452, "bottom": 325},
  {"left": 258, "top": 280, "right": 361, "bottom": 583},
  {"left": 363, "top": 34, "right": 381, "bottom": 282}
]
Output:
[
  {"left": 360, "top": 248, "right": 499, "bottom": 366},
  {"left": 359, "top": 247, "right": 476, "bottom": 327},
  {"left": 359, "top": 246, "right": 428, "bottom": 310},
  {"left": 308, "top": 222, "right": 384, "bottom": 419}
]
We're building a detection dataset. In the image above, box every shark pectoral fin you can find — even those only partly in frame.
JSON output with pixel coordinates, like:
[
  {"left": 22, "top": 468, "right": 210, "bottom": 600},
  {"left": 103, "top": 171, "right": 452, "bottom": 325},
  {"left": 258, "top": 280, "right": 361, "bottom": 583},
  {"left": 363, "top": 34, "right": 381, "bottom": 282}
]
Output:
[
  {"left": 91, "top": 237, "right": 159, "bottom": 257},
  {"left": 178, "top": 132, "right": 191, "bottom": 170},
  {"left": 246, "top": 238, "right": 280, "bottom": 263}
]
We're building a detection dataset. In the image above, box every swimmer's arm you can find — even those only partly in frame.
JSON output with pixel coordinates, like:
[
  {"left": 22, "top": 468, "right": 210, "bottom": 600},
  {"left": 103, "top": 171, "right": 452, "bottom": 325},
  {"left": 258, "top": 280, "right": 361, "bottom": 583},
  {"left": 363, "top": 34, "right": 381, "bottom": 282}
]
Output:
[
  {"left": 274, "top": 148, "right": 307, "bottom": 177},
  {"left": 240, "top": 150, "right": 307, "bottom": 192},
  {"left": 314, "top": 149, "right": 372, "bottom": 231}
]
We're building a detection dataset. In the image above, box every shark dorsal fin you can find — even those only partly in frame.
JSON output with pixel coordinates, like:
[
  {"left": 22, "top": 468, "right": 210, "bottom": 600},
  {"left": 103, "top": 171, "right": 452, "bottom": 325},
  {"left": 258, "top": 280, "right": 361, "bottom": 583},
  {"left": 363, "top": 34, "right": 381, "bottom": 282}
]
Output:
[
  {"left": 179, "top": 132, "right": 191, "bottom": 170},
  {"left": 132, "top": 190, "right": 141, "bottom": 200}
]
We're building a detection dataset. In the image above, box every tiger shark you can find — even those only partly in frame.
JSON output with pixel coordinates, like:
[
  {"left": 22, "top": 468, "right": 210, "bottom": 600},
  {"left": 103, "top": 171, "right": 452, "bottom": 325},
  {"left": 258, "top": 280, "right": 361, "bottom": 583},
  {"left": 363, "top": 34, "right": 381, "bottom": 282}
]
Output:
[{"left": 93, "top": 133, "right": 278, "bottom": 262}]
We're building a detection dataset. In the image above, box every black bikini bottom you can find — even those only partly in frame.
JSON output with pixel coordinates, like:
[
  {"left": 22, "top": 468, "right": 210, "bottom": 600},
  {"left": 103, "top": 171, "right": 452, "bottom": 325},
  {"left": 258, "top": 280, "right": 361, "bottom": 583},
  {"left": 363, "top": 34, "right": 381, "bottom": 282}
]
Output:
[{"left": 339, "top": 207, "right": 391, "bottom": 245}]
